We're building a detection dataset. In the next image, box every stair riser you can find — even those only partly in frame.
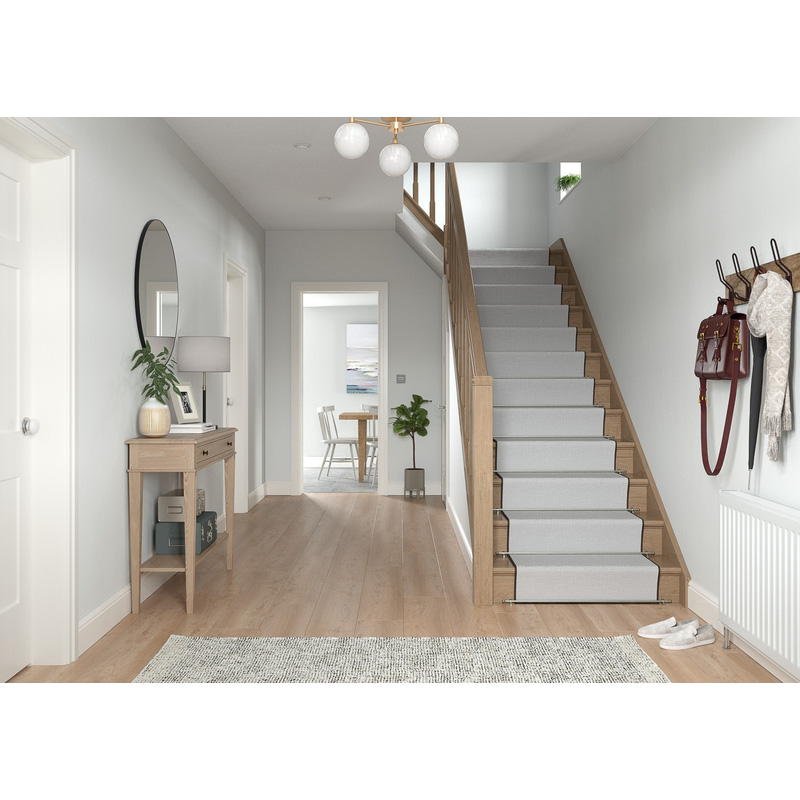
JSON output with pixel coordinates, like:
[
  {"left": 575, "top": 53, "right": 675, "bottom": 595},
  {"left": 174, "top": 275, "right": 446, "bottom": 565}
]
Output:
[
  {"left": 493, "top": 522, "right": 663, "bottom": 554},
  {"left": 478, "top": 305, "right": 569, "bottom": 328},
  {"left": 472, "top": 266, "right": 555, "bottom": 285},
  {"left": 493, "top": 407, "right": 605, "bottom": 438},
  {"left": 475, "top": 285, "right": 563, "bottom": 306},
  {"left": 486, "top": 352, "right": 586, "bottom": 378},
  {"left": 513, "top": 568, "right": 658, "bottom": 603},
  {"left": 495, "top": 440, "right": 616, "bottom": 472},
  {"left": 497, "top": 476, "right": 630, "bottom": 510},
  {"left": 469, "top": 249, "right": 550, "bottom": 266},
  {"left": 483, "top": 327, "right": 577, "bottom": 353},
  {"left": 493, "top": 378, "right": 595, "bottom": 407}
]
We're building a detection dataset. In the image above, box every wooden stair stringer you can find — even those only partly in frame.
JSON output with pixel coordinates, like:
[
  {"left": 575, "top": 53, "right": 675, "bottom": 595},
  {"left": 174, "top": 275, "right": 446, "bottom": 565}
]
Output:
[{"left": 546, "top": 238, "right": 690, "bottom": 604}]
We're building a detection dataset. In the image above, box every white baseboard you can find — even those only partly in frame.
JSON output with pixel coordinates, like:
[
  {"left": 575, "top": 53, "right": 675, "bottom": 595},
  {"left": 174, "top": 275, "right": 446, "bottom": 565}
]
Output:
[
  {"left": 78, "top": 572, "right": 171, "bottom": 656},
  {"left": 248, "top": 482, "right": 267, "bottom": 509},
  {"left": 687, "top": 580, "right": 797, "bottom": 683},
  {"left": 78, "top": 515, "right": 228, "bottom": 657},
  {"left": 445, "top": 497, "right": 473, "bottom": 577},
  {"left": 266, "top": 481, "right": 295, "bottom": 495}
]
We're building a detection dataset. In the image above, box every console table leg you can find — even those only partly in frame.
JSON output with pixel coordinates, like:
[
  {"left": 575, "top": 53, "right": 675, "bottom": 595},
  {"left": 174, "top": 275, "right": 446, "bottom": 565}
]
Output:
[
  {"left": 225, "top": 454, "right": 235, "bottom": 571},
  {"left": 128, "top": 470, "right": 143, "bottom": 614},
  {"left": 183, "top": 470, "right": 197, "bottom": 614}
]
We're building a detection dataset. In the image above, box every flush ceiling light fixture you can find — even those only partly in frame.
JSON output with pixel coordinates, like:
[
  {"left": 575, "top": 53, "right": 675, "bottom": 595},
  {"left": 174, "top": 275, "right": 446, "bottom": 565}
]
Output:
[{"left": 333, "top": 117, "right": 459, "bottom": 177}]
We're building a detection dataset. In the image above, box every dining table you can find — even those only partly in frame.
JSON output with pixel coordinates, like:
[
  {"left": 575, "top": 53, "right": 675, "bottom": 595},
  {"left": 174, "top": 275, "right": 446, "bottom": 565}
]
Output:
[{"left": 338, "top": 411, "right": 377, "bottom": 482}]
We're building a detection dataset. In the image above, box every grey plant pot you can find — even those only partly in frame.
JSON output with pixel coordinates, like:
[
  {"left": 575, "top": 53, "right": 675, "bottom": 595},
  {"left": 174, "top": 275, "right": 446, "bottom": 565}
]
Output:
[{"left": 404, "top": 468, "right": 425, "bottom": 498}]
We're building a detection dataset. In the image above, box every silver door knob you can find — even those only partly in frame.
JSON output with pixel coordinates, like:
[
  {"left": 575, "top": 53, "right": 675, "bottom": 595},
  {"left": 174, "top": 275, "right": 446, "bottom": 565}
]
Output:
[
  {"left": 438, "top": 405, "right": 446, "bottom": 409},
  {"left": 22, "top": 417, "right": 40, "bottom": 436},
  {"left": 226, "top": 398, "right": 234, "bottom": 406}
]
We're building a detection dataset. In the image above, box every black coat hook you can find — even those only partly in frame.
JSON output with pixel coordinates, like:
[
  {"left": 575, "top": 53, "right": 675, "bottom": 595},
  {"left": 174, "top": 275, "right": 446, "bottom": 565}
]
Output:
[
  {"left": 750, "top": 245, "right": 766, "bottom": 275},
  {"left": 769, "top": 238, "right": 793, "bottom": 282},
  {"left": 730, "top": 253, "right": 751, "bottom": 301}
]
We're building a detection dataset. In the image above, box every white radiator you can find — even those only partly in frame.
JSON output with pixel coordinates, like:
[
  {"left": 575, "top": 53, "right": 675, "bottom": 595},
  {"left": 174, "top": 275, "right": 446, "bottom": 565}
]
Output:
[{"left": 720, "top": 490, "right": 800, "bottom": 680}]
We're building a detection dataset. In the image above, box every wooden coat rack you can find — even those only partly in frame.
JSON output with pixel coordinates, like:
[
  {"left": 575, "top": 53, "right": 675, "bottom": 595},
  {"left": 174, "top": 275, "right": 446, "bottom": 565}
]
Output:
[{"left": 722, "top": 240, "right": 800, "bottom": 303}]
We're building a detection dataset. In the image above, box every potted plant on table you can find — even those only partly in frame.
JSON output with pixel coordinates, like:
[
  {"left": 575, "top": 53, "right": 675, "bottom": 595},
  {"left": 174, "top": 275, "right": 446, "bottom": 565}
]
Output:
[
  {"left": 131, "top": 341, "right": 181, "bottom": 437},
  {"left": 390, "top": 393, "right": 431, "bottom": 497}
]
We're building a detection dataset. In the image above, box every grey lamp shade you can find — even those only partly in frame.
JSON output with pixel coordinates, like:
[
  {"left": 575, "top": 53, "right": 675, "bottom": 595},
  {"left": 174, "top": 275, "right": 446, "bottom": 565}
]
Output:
[{"left": 177, "top": 336, "right": 231, "bottom": 373}]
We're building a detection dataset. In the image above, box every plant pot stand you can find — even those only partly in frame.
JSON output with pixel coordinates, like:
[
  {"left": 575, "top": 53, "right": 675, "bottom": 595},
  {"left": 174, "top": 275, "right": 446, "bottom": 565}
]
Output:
[{"left": 404, "top": 468, "right": 425, "bottom": 498}]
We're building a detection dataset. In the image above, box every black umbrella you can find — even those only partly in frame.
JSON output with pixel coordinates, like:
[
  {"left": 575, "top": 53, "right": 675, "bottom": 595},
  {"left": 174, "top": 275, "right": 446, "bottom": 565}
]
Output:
[{"left": 748, "top": 335, "right": 766, "bottom": 488}]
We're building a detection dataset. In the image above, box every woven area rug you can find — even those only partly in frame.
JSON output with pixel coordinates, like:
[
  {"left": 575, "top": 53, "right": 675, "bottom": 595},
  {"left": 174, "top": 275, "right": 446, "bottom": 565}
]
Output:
[{"left": 132, "top": 635, "right": 669, "bottom": 683}]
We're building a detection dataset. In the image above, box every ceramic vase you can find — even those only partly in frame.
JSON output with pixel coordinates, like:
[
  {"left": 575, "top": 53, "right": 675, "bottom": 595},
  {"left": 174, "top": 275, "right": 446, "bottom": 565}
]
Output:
[{"left": 138, "top": 397, "right": 171, "bottom": 437}]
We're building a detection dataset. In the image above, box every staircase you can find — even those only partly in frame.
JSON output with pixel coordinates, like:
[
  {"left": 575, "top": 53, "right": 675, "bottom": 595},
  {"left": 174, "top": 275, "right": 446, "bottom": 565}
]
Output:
[{"left": 471, "top": 245, "right": 688, "bottom": 604}]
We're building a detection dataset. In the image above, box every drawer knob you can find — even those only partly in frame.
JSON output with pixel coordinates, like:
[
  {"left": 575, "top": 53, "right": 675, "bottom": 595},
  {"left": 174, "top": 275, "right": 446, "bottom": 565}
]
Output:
[
  {"left": 202, "top": 449, "right": 209, "bottom": 456},
  {"left": 227, "top": 441, "right": 232, "bottom": 447}
]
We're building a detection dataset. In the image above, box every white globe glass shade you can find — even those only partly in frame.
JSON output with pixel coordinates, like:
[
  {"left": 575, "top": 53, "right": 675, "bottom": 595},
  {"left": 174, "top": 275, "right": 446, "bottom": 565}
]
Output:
[
  {"left": 423, "top": 123, "right": 459, "bottom": 160},
  {"left": 378, "top": 143, "right": 412, "bottom": 177},
  {"left": 334, "top": 122, "right": 369, "bottom": 159}
]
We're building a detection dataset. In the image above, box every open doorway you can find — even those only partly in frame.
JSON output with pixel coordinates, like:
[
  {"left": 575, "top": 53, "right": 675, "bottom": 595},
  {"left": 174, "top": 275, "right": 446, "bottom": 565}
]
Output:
[{"left": 291, "top": 282, "right": 388, "bottom": 495}]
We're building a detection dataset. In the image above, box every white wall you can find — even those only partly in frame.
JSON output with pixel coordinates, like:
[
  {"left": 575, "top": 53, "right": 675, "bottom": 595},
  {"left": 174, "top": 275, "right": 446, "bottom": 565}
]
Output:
[
  {"left": 303, "top": 303, "right": 379, "bottom": 460},
  {"left": 548, "top": 117, "right": 800, "bottom": 604},
  {"left": 51, "top": 118, "right": 266, "bottom": 622},
  {"left": 265, "top": 231, "right": 442, "bottom": 492},
  {"left": 456, "top": 162, "right": 549, "bottom": 249}
]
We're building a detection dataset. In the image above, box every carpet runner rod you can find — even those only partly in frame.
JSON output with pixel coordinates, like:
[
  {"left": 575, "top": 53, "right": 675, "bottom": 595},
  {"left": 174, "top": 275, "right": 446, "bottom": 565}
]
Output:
[{"left": 495, "top": 507, "right": 642, "bottom": 512}]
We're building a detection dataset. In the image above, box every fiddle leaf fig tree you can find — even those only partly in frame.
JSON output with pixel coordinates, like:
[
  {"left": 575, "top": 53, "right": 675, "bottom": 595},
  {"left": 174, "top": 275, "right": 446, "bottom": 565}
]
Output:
[
  {"left": 131, "top": 341, "right": 181, "bottom": 405},
  {"left": 390, "top": 394, "right": 431, "bottom": 469}
]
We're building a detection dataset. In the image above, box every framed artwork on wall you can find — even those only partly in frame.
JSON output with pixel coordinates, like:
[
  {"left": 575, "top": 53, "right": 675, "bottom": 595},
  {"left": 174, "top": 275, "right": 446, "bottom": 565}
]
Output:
[
  {"left": 346, "top": 323, "right": 378, "bottom": 394},
  {"left": 171, "top": 382, "right": 201, "bottom": 423}
]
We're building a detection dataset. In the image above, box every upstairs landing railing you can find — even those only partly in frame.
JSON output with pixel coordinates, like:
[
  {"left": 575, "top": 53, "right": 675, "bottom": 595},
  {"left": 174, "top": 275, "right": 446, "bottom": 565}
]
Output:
[{"left": 403, "top": 162, "right": 494, "bottom": 605}]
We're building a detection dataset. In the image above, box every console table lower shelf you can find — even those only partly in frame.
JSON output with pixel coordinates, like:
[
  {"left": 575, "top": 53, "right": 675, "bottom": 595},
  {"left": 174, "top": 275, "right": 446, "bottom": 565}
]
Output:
[{"left": 126, "top": 427, "right": 236, "bottom": 614}]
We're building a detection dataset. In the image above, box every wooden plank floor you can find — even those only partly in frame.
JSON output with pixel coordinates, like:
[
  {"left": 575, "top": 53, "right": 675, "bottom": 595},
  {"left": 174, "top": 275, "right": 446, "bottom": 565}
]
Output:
[{"left": 10, "top": 493, "right": 779, "bottom": 683}]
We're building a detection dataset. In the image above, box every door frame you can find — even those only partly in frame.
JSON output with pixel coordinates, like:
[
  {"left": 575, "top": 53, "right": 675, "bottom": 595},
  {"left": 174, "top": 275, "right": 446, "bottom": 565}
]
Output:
[
  {"left": 290, "top": 282, "right": 388, "bottom": 495},
  {"left": 0, "top": 117, "right": 77, "bottom": 666},
  {"left": 223, "top": 254, "right": 249, "bottom": 512}
]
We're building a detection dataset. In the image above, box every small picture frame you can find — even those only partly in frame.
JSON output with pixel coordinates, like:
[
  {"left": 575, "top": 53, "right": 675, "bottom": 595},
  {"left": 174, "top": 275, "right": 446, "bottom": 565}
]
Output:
[{"left": 171, "top": 383, "right": 201, "bottom": 424}]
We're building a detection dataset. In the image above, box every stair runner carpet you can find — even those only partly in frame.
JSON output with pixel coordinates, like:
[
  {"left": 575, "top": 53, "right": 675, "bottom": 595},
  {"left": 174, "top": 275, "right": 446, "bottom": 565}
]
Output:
[{"left": 472, "top": 248, "right": 659, "bottom": 603}]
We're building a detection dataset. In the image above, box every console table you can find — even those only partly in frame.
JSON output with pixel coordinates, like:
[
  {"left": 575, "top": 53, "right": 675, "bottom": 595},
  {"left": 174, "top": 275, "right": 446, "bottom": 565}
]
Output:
[{"left": 126, "top": 427, "right": 236, "bottom": 614}]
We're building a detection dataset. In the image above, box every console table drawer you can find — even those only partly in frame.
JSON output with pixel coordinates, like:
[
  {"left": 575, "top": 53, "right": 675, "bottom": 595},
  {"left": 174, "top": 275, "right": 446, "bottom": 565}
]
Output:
[{"left": 195, "top": 435, "right": 234, "bottom": 467}]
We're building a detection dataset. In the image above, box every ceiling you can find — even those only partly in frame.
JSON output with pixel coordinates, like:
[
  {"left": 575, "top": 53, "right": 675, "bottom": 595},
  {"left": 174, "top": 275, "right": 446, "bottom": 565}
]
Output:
[{"left": 164, "top": 117, "right": 656, "bottom": 232}]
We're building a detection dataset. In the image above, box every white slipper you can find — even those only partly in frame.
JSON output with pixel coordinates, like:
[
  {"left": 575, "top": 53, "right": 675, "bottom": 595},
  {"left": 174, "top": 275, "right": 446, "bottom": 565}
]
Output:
[
  {"left": 659, "top": 623, "right": 716, "bottom": 650},
  {"left": 636, "top": 616, "right": 698, "bottom": 639}
]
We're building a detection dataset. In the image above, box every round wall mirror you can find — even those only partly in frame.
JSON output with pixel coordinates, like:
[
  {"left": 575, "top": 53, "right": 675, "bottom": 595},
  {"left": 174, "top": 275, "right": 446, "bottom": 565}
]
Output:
[{"left": 134, "top": 219, "right": 178, "bottom": 356}]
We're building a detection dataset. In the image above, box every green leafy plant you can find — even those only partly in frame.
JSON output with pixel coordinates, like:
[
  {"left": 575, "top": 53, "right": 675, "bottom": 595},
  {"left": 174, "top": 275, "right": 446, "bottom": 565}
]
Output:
[
  {"left": 390, "top": 394, "right": 431, "bottom": 469},
  {"left": 555, "top": 173, "right": 581, "bottom": 193},
  {"left": 131, "top": 342, "right": 181, "bottom": 405}
]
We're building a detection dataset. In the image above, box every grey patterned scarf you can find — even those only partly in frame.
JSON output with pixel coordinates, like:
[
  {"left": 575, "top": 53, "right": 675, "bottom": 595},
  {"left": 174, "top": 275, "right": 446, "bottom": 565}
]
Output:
[{"left": 747, "top": 271, "right": 793, "bottom": 460}]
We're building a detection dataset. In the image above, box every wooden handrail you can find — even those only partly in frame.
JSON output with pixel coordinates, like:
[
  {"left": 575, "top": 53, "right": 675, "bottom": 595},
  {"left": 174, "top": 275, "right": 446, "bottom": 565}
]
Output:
[{"left": 444, "top": 163, "right": 494, "bottom": 606}]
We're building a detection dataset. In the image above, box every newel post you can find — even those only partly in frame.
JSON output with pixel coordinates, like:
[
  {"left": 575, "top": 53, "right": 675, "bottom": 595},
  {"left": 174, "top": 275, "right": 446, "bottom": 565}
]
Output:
[{"left": 472, "top": 375, "right": 494, "bottom": 605}]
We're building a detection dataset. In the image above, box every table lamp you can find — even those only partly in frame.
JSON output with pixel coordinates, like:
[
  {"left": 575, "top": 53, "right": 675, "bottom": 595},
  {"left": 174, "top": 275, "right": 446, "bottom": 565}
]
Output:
[{"left": 176, "top": 336, "right": 231, "bottom": 423}]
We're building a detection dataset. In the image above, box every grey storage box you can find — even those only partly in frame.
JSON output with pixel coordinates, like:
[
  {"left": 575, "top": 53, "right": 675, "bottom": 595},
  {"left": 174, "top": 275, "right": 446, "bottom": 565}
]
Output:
[
  {"left": 155, "top": 511, "right": 217, "bottom": 555},
  {"left": 157, "top": 489, "right": 205, "bottom": 523}
]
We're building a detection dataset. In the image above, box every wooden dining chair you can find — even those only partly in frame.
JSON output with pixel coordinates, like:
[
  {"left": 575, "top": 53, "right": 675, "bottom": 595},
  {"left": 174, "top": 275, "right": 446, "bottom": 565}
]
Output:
[
  {"left": 317, "top": 405, "right": 358, "bottom": 480},
  {"left": 361, "top": 404, "right": 378, "bottom": 485}
]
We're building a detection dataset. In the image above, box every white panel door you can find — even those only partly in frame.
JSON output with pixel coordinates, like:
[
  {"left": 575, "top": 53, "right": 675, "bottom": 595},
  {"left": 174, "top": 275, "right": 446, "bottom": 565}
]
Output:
[{"left": 0, "top": 142, "right": 31, "bottom": 682}]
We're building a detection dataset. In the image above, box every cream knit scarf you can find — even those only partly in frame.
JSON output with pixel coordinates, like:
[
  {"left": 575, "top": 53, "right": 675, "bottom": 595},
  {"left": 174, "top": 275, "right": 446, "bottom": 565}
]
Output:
[{"left": 747, "top": 271, "right": 793, "bottom": 460}]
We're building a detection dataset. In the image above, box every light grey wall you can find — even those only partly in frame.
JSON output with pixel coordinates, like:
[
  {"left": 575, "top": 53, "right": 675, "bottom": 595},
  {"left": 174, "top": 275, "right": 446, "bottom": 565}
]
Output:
[
  {"left": 456, "top": 162, "right": 549, "bottom": 249},
  {"left": 303, "top": 303, "right": 379, "bottom": 460},
  {"left": 265, "top": 231, "right": 442, "bottom": 489},
  {"left": 52, "top": 117, "right": 266, "bottom": 619},
  {"left": 547, "top": 117, "right": 800, "bottom": 602}
]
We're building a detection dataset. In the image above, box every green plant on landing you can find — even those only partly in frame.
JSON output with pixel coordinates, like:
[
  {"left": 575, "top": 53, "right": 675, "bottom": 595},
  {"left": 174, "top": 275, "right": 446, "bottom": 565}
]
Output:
[
  {"left": 555, "top": 173, "right": 581, "bottom": 193},
  {"left": 131, "top": 342, "right": 181, "bottom": 405},
  {"left": 390, "top": 394, "right": 431, "bottom": 469}
]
